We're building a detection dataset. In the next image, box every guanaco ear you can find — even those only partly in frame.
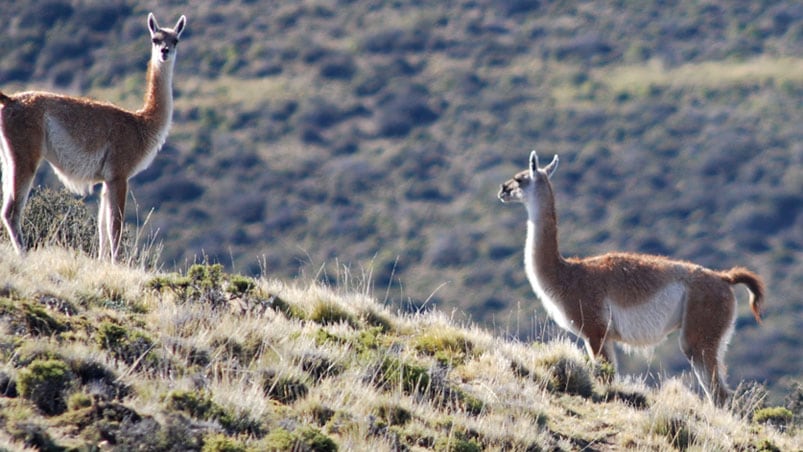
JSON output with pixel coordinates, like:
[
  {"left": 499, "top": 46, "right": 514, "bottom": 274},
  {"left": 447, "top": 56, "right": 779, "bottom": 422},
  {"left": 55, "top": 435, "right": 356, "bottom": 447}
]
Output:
[
  {"left": 529, "top": 150, "right": 539, "bottom": 177},
  {"left": 148, "top": 13, "right": 159, "bottom": 35},
  {"left": 543, "top": 155, "right": 559, "bottom": 179},
  {"left": 174, "top": 15, "right": 187, "bottom": 38}
]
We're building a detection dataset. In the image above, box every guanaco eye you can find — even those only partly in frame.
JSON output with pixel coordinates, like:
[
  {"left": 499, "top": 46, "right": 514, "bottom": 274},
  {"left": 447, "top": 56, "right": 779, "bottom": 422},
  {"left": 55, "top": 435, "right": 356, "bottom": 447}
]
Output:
[{"left": 152, "top": 38, "right": 162, "bottom": 45}]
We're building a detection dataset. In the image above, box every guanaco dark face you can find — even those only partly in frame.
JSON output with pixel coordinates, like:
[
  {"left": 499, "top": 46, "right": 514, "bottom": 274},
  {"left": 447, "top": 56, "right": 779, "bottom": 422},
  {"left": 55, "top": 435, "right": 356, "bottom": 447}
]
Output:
[
  {"left": 498, "top": 169, "right": 532, "bottom": 203},
  {"left": 498, "top": 151, "right": 559, "bottom": 204}
]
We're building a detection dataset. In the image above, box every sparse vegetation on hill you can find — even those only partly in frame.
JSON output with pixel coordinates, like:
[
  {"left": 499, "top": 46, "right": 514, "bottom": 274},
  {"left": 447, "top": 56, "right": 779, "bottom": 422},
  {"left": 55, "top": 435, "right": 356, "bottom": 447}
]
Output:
[
  {"left": 0, "top": 0, "right": 800, "bottom": 406},
  {"left": 0, "top": 246, "right": 800, "bottom": 450}
]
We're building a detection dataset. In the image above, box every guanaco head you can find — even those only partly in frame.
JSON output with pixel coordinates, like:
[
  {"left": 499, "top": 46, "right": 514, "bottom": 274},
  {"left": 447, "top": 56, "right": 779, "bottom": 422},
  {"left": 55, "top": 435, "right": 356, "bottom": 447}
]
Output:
[
  {"left": 498, "top": 151, "right": 559, "bottom": 204},
  {"left": 148, "top": 13, "right": 186, "bottom": 64}
]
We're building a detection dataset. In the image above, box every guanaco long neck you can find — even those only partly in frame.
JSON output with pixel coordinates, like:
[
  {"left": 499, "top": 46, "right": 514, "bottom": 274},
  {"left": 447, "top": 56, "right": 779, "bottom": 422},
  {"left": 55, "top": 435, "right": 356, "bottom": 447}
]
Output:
[
  {"left": 524, "top": 188, "right": 566, "bottom": 290},
  {"left": 138, "top": 58, "right": 174, "bottom": 144}
]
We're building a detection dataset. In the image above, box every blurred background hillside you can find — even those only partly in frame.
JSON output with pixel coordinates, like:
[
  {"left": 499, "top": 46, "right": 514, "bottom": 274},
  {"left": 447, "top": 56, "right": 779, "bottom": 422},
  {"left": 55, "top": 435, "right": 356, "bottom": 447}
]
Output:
[{"left": 0, "top": 0, "right": 800, "bottom": 399}]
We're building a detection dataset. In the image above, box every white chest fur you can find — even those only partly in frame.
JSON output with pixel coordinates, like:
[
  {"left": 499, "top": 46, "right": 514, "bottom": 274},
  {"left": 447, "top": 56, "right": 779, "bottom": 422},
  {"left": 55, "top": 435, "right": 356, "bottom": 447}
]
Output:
[{"left": 524, "top": 219, "right": 578, "bottom": 334}]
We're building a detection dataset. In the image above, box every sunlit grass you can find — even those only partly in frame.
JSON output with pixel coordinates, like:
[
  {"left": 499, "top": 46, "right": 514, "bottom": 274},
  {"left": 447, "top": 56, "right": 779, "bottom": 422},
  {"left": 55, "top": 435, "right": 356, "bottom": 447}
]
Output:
[{"left": 0, "top": 244, "right": 799, "bottom": 450}]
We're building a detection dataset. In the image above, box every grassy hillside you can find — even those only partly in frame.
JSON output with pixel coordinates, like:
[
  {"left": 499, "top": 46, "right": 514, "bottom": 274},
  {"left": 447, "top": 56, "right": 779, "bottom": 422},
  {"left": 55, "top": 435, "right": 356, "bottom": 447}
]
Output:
[
  {"left": 0, "top": 0, "right": 801, "bottom": 402},
  {"left": 0, "top": 246, "right": 800, "bottom": 451}
]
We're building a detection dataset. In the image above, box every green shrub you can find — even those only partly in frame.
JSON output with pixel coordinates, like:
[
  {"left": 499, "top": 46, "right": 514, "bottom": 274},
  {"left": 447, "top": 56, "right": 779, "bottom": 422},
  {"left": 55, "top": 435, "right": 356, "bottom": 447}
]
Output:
[
  {"left": 263, "top": 427, "right": 296, "bottom": 450},
  {"left": 17, "top": 358, "right": 73, "bottom": 415},
  {"left": 19, "top": 302, "right": 67, "bottom": 336},
  {"left": 753, "top": 406, "right": 793, "bottom": 429},
  {"left": 594, "top": 360, "right": 616, "bottom": 384},
  {"left": 354, "top": 326, "right": 385, "bottom": 353},
  {"left": 147, "top": 264, "right": 223, "bottom": 303},
  {"left": 361, "top": 308, "right": 393, "bottom": 332},
  {"left": 295, "top": 426, "right": 338, "bottom": 452},
  {"left": 95, "top": 321, "right": 157, "bottom": 368},
  {"left": 165, "top": 390, "right": 259, "bottom": 435},
  {"left": 202, "top": 433, "right": 247, "bottom": 452},
  {"left": 314, "top": 328, "right": 347, "bottom": 347},
  {"left": 166, "top": 390, "right": 223, "bottom": 421},
  {"left": 264, "top": 426, "right": 338, "bottom": 452},
  {"left": 755, "top": 438, "right": 782, "bottom": 452},
  {"left": 67, "top": 392, "right": 92, "bottom": 411},
  {"left": 414, "top": 329, "right": 475, "bottom": 366},
  {"left": 267, "top": 294, "right": 306, "bottom": 320},
  {"left": 227, "top": 274, "right": 256, "bottom": 296},
  {"left": 374, "top": 403, "right": 412, "bottom": 426},
  {"left": 185, "top": 263, "right": 227, "bottom": 306},
  {"left": 309, "top": 300, "right": 358, "bottom": 327},
  {"left": 373, "top": 356, "right": 430, "bottom": 396}
]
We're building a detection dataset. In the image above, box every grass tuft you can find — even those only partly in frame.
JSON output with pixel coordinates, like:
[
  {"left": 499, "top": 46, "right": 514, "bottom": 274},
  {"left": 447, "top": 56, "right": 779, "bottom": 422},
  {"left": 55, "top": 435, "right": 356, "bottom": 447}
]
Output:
[
  {"left": 261, "top": 370, "right": 309, "bottom": 404},
  {"left": 540, "top": 355, "right": 595, "bottom": 398},
  {"left": 309, "top": 299, "right": 359, "bottom": 327},
  {"left": 0, "top": 246, "right": 800, "bottom": 450},
  {"left": 263, "top": 426, "right": 338, "bottom": 452},
  {"left": 371, "top": 356, "right": 431, "bottom": 396},
  {"left": 414, "top": 328, "right": 475, "bottom": 366},
  {"left": 374, "top": 403, "right": 412, "bottom": 426},
  {"left": 17, "top": 359, "right": 73, "bottom": 416},
  {"left": 652, "top": 414, "right": 695, "bottom": 450}
]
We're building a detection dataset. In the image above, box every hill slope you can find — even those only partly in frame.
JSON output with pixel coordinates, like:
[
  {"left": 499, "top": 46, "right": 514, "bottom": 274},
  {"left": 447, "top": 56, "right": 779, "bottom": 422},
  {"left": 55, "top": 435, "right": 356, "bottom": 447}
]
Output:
[
  {"left": 0, "top": 246, "right": 800, "bottom": 451},
  {"left": 0, "top": 0, "right": 801, "bottom": 399}
]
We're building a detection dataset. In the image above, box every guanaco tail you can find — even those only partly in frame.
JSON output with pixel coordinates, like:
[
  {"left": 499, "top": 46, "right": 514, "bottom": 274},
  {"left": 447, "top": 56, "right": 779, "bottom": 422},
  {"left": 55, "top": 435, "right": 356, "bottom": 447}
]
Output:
[
  {"left": 498, "top": 151, "right": 764, "bottom": 406},
  {"left": 0, "top": 12, "right": 186, "bottom": 260}
]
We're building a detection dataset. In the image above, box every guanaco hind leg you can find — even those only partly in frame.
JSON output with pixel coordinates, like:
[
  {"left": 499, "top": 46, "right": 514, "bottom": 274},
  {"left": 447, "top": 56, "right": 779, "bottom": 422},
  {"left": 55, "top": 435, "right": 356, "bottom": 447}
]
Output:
[
  {"left": 680, "top": 287, "right": 736, "bottom": 406},
  {"left": 0, "top": 137, "right": 41, "bottom": 254}
]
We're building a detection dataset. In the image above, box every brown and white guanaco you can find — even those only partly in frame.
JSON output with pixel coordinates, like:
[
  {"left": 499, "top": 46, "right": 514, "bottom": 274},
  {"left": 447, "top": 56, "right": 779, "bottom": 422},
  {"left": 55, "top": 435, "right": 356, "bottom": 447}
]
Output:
[
  {"left": 0, "top": 12, "right": 186, "bottom": 260},
  {"left": 499, "top": 151, "right": 764, "bottom": 406}
]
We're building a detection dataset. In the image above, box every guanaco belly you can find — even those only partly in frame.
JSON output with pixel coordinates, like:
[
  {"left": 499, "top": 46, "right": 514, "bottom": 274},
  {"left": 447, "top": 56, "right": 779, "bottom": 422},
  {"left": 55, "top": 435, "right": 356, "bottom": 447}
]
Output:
[{"left": 608, "top": 282, "right": 686, "bottom": 346}]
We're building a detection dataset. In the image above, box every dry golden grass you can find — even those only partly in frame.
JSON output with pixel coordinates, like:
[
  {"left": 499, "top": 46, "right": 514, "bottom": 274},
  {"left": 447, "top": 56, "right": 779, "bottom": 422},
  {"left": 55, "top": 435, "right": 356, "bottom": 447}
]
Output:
[{"left": 0, "top": 244, "right": 799, "bottom": 450}]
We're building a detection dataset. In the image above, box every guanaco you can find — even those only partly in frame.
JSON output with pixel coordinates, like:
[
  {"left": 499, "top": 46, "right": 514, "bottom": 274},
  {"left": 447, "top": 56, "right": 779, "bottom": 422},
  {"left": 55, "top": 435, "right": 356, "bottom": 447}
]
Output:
[
  {"left": 499, "top": 151, "right": 764, "bottom": 405},
  {"left": 0, "top": 12, "right": 186, "bottom": 260}
]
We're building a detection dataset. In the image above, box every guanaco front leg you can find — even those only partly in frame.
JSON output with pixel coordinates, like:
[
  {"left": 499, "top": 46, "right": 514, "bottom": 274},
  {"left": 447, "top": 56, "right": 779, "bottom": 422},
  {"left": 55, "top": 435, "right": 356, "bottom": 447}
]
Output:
[{"left": 99, "top": 178, "right": 127, "bottom": 260}]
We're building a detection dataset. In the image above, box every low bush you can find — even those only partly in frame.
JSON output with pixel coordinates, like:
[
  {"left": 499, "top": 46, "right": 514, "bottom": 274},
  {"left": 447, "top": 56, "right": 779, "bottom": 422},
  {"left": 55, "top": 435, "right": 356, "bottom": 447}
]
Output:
[
  {"left": 95, "top": 321, "right": 157, "bottom": 369},
  {"left": 202, "top": 433, "right": 247, "bottom": 452},
  {"left": 753, "top": 406, "right": 794, "bottom": 430},
  {"left": 262, "top": 426, "right": 338, "bottom": 452},
  {"left": 17, "top": 358, "right": 74, "bottom": 415},
  {"left": 166, "top": 390, "right": 260, "bottom": 436}
]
